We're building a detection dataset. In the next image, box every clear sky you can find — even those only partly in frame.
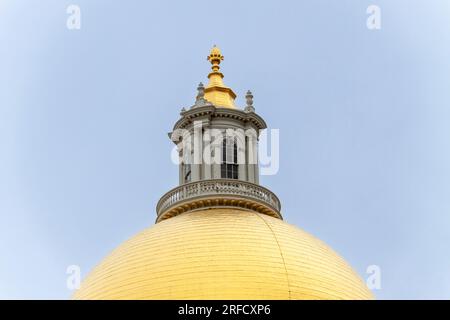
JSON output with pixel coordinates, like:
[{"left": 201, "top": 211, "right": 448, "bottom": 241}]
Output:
[{"left": 1, "top": 0, "right": 450, "bottom": 299}]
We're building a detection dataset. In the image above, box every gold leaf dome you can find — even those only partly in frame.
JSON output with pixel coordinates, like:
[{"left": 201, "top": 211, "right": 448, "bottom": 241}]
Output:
[{"left": 73, "top": 209, "right": 373, "bottom": 300}]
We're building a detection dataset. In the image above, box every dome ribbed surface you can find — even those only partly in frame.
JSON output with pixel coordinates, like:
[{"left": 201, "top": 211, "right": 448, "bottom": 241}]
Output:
[{"left": 73, "top": 209, "right": 373, "bottom": 300}]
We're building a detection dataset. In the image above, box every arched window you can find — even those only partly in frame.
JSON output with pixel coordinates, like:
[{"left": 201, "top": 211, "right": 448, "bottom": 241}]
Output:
[{"left": 221, "top": 136, "right": 238, "bottom": 179}]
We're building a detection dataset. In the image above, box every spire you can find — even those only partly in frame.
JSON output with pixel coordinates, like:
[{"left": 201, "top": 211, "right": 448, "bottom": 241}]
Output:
[
  {"left": 207, "top": 45, "right": 224, "bottom": 76},
  {"left": 196, "top": 82, "right": 205, "bottom": 102},
  {"left": 204, "top": 45, "right": 237, "bottom": 109},
  {"left": 192, "top": 82, "right": 210, "bottom": 108},
  {"left": 244, "top": 90, "right": 255, "bottom": 113}
]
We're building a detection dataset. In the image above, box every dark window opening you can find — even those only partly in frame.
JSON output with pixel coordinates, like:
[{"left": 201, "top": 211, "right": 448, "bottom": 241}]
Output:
[{"left": 221, "top": 137, "right": 238, "bottom": 179}]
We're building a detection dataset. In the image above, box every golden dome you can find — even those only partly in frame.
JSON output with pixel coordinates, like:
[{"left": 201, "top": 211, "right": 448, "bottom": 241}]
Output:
[{"left": 74, "top": 209, "right": 373, "bottom": 300}]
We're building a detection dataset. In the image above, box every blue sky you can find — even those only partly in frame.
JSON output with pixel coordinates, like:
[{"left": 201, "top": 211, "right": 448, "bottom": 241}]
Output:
[{"left": 1, "top": 0, "right": 450, "bottom": 299}]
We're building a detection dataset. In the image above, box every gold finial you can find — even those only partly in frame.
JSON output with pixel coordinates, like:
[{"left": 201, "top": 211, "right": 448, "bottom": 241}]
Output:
[
  {"left": 207, "top": 45, "right": 224, "bottom": 73},
  {"left": 204, "top": 45, "right": 236, "bottom": 108}
]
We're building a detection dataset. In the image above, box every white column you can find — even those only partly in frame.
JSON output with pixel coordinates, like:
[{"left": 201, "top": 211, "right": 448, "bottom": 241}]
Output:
[
  {"left": 203, "top": 128, "right": 212, "bottom": 180},
  {"left": 192, "top": 122, "right": 203, "bottom": 181},
  {"left": 247, "top": 133, "right": 256, "bottom": 183},
  {"left": 253, "top": 137, "right": 259, "bottom": 184},
  {"left": 210, "top": 129, "right": 223, "bottom": 179},
  {"left": 236, "top": 129, "right": 246, "bottom": 181}
]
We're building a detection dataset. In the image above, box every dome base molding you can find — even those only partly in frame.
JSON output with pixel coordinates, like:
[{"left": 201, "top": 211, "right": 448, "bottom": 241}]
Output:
[{"left": 156, "top": 179, "right": 282, "bottom": 223}]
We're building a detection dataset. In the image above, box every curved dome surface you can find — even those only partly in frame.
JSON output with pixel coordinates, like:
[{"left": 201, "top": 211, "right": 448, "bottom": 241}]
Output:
[{"left": 73, "top": 209, "right": 373, "bottom": 300}]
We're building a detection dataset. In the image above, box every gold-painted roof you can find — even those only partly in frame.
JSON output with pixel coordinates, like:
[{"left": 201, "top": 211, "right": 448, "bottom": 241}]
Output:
[
  {"left": 73, "top": 209, "right": 373, "bottom": 300},
  {"left": 204, "top": 46, "right": 237, "bottom": 108}
]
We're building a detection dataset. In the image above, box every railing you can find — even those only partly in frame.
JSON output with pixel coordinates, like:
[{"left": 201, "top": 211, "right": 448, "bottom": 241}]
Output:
[{"left": 156, "top": 179, "right": 281, "bottom": 219}]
